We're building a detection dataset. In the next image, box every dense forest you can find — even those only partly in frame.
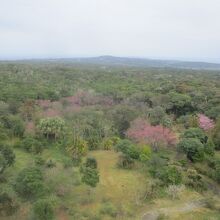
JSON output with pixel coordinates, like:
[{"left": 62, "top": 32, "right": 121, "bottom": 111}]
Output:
[{"left": 0, "top": 62, "right": 220, "bottom": 220}]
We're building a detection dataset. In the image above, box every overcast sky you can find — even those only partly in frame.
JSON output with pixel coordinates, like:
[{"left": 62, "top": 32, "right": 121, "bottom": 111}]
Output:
[{"left": 0, "top": 0, "right": 220, "bottom": 62}]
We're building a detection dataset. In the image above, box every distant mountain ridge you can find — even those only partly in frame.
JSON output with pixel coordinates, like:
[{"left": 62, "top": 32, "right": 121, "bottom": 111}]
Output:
[
  {"left": 3, "top": 56, "right": 220, "bottom": 70},
  {"left": 56, "top": 56, "right": 220, "bottom": 70}
]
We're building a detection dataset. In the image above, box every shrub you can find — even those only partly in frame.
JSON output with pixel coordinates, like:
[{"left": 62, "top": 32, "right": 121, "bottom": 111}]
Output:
[
  {"left": 81, "top": 167, "right": 99, "bottom": 187},
  {"left": 101, "top": 138, "right": 114, "bottom": 150},
  {"left": 85, "top": 157, "right": 97, "bottom": 169},
  {"left": 33, "top": 199, "right": 54, "bottom": 220},
  {"left": 0, "top": 192, "right": 18, "bottom": 216},
  {"left": 139, "top": 145, "right": 152, "bottom": 162},
  {"left": 0, "top": 144, "right": 15, "bottom": 174},
  {"left": 186, "top": 169, "right": 207, "bottom": 191},
  {"left": 22, "top": 136, "right": 43, "bottom": 154},
  {"left": 34, "top": 156, "right": 45, "bottom": 166},
  {"left": 117, "top": 154, "right": 135, "bottom": 169},
  {"left": 115, "top": 139, "right": 139, "bottom": 159},
  {"left": 46, "top": 159, "right": 56, "bottom": 168},
  {"left": 66, "top": 137, "right": 87, "bottom": 161},
  {"left": 204, "top": 138, "right": 215, "bottom": 156},
  {"left": 14, "top": 167, "right": 45, "bottom": 198},
  {"left": 100, "top": 202, "right": 117, "bottom": 218},
  {"left": 158, "top": 166, "right": 182, "bottom": 186},
  {"left": 115, "top": 139, "right": 133, "bottom": 154}
]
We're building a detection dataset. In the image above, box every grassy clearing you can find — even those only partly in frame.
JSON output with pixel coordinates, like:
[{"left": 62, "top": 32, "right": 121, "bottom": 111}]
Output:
[{"left": 2, "top": 148, "right": 220, "bottom": 220}]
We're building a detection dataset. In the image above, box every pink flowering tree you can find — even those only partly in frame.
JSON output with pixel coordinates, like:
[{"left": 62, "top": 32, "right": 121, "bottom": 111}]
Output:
[
  {"left": 198, "top": 114, "right": 215, "bottom": 131},
  {"left": 126, "top": 118, "right": 177, "bottom": 151}
]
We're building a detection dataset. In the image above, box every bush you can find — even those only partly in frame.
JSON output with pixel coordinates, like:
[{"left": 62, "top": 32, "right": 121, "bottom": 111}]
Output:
[
  {"left": 46, "top": 159, "right": 56, "bottom": 168},
  {"left": 14, "top": 167, "right": 45, "bottom": 198},
  {"left": 100, "top": 202, "right": 117, "bottom": 217},
  {"left": 186, "top": 169, "right": 207, "bottom": 191},
  {"left": 101, "top": 138, "right": 114, "bottom": 150},
  {"left": 139, "top": 145, "right": 152, "bottom": 162},
  {"left": 81, "top": 167, "right": 99, "bottom": 187},
  {"left": 34, "top": 156, "right": 45, "bottom": 166},
  {"left": 0, "top": 192, "right": 18, "bottom": 216},
  {"left": 85, "top": 157, "right": 97, "bottom": 169},
  {"left": 33, "top": 199, "right": 54, "bottom": 220},
  {"left": 0, "top": 144, "right": 15, "bottom": 174},
  {"left": 158, "top": 166, "right": 182, "bottom": 186},
  {"left": 22, "top": 136, "right": 43, "bottom": 154},
  {"left": 204, "top": 138, "right": 215, "bottom": 156},
  {"left": 117, "top": 154, "right": 135, "bottom": 169},
  {"left": 115, "top": 139, "right": 139, "bottom": 159}
]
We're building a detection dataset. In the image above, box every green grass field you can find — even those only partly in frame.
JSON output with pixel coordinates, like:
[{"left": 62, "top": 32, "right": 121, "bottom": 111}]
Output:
[{"left": 1, "top": 148, "right": 220, "bottom": 220}]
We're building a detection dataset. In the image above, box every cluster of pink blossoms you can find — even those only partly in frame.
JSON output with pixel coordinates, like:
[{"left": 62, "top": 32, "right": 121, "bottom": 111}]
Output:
[
  {"left": 198, "top": 114, "right": 215, "bottom": 131},
  {"left": 126, "top": 118, "right": 177, "bottom": 148}
]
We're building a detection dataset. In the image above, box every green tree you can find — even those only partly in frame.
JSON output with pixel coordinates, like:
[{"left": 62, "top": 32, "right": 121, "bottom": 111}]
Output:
[
  {"left": 81, "top": 167, "right": 99, "bottom": 187},
  {"left": 183, "top": 128, "right": 207, "bottom": 143},
  {"left": 167, "top": 92, "right": 192, "bottom": 116},
  {"left": 0, "top": 144, "right": 15, "bottom": 174},
  {"left": 212, "top": 117, "right": 220, "bottom": 150},
  {"left": 81, "top": 157, "right": 99, "bottom": 187},
  {"left": 178, "top": 138, "right": 205, "bottom": 162},
  {"left": 66, "top": 136, "right": 87, "bottom": 161},
  {"left": 14, "top": 167, "right": 44, "bottom": 198},
  {"left": 38, "top": 117, "right": 65, "bottom": 140},
  {"left": 148, "top": 106, "right": 166, "bottom": 125}
]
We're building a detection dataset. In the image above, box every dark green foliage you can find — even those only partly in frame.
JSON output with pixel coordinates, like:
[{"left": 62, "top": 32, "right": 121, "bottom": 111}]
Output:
[
  {"left": 212, "top": 117, "right": 220, "bottom": 150},
  {"left": 148, "top": 155, "right": 168, "bottom": 177},
  {"left": 183, "top": 128, "right": 207, "bottom": 143},
  {"left": 178, "top": 138, "right": 205, "bottom": 162},
  {"left": 111, "top": 106, "right": 138, "bottom": 137},
  {"left": 81, "top": 157, "right": 99, "bottom": 187},
  {"left": 0, "top": 144, "right": 15, "bottom": 174},
  {"left": 85, "top": 157, "right": 97, "bottom": 169},
  {"left": 0, "top": 115, "right": 25, "bottom": 137},
  {"left": 33, "top": 199, "right": 54, "bottom": 220},
  {"left": 157, "top": 166, "right": 182, "bottom": 186},
  {"left": 21, "top": 136, "right": 43, "bottom": 154},
  {"left": 148, "top": 106, "right": 166, "bottom": 125},
  {"left": 0, "top": 192, "right": 18, "bottom": 216},
  {"left": 115, "top": 139, "right": 139, "bottom": 159},
  {"left": 167, "top": 92, "right": 193, "bottom": 116},
  {"left": 204, "top": 138, "right": 215, "bottom": 156},
  {"left": 81, "top": 167, "right": 99, "bottom": 187},
  {"left": 14, "top": 167, "right": 44, "bottom": 198},
  {"left": 117, "top": 154, "right": 135, "bottom": 169}
]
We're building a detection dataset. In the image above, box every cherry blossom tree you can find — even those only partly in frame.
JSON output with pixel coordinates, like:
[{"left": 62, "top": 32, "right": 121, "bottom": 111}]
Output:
[
  {"left": 198, "top": 114, "right": 214, "bottom": 131},
  {"left": 126, "top": 118, "right": 177, "bottom": 151}
]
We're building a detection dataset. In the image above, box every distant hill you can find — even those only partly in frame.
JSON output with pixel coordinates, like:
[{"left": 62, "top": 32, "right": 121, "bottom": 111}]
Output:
[
  {"left": 3, "top": 56, "right": 220, "bottom": 70},
  {"left": 58, "top": 56, "right": 220, "bottom": 70}
]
